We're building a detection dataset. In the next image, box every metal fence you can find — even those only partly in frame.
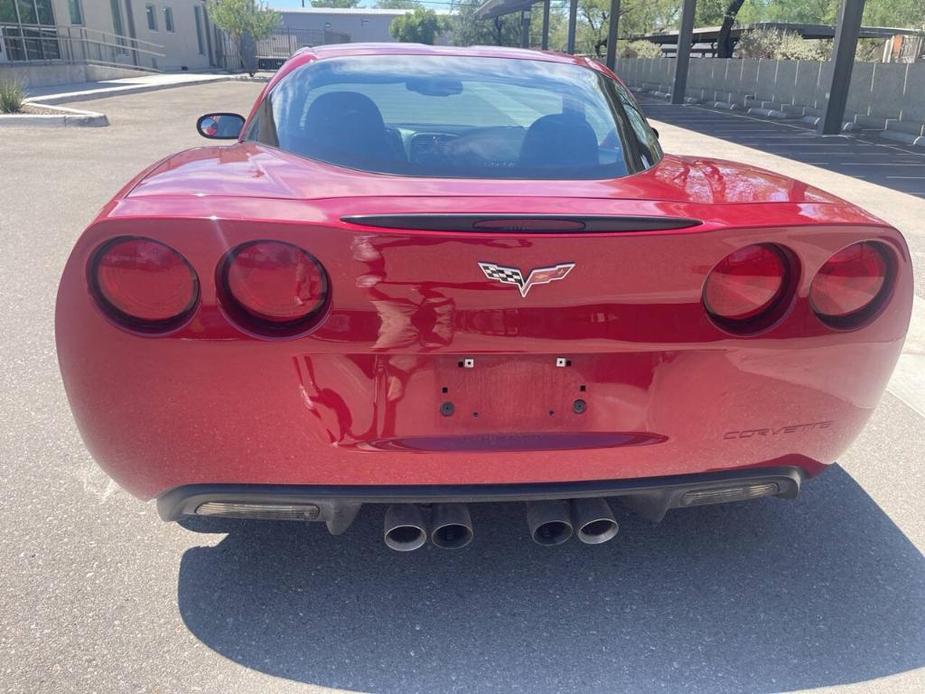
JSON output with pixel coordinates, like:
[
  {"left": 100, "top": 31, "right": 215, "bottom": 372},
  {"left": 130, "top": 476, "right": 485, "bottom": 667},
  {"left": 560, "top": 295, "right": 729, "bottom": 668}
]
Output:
[
  {"left": 0, "top": 22, "right": 164, "bottom": 68},
  {"left": 214, "top": 28, "right": 351, "bottom": 72},
  {"left": 258, "top": 28, "right": 350, "bottom": 58}
]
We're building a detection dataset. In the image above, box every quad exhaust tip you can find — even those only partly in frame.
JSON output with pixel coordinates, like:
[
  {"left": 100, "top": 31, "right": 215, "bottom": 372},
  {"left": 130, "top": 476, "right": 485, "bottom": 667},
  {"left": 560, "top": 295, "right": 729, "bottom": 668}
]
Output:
[
  {"left": 384, "top": 499, "right": 617, "bottom": 551},
  {"left": 527, "top": 500, "right": 574, "bottom": 546},
  {"left": 384, "top": 504, "right": 427, "bottom": 552},
  {"left": 384, "top": 503, "right": 474, "bottom": 551},
  {"left": 527, "top": 499, "right": 619, "bottom": 546},
  {"left": 572, "top": 498, "right": 619, "bottom": 545},
  {"left": 430, "top": 503, "right": 474, "bottom": 550}
]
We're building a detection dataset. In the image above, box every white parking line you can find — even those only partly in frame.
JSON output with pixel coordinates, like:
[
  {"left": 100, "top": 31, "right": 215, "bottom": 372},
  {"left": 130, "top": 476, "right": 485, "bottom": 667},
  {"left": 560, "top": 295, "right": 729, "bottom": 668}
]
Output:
[
  {"left": 888, "top": 295, "right": 925, "bottom": 419},
  {"left": 823, "top": 163, "right": 925, "bottom": 167}
]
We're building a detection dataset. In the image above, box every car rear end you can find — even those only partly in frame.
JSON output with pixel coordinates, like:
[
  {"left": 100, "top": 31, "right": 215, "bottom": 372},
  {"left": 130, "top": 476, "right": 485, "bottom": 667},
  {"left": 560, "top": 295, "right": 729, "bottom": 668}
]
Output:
[
  {"left": 55, "top": 47, "right": 913, "bottom": 548},
  {"left": 56, "top": 188, "right": 912, "bottom": 538}
]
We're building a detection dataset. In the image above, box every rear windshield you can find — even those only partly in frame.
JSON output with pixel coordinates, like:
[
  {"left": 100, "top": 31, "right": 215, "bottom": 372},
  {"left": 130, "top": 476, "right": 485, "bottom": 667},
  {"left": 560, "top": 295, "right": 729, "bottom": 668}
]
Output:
[{"left": 246, "top": 55, "right": 662, "bottom": 180}]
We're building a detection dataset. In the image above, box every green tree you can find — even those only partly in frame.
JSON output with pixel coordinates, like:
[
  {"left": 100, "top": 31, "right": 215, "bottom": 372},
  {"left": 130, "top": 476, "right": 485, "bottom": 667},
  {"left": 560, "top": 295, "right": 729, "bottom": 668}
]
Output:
[
  {"left": 716, "top": 0, "right": 747, "bottom": 58},
  {"left": 311, "top": 0, "right": 360, "bottom": 7},
  {"left": 530, "top": 4, "right": 567, "bottom": 50},
  {"left": 863, "top": 0, "right": 925, "bottom": 28},
  {"left": 207, "top": 0, "right": 279, "bottom": 73},
  {"left": 695, "top": 0, "right": 727, "bottom": 26},
  {"left": 617, "top": 0, "right": 681, "bottom": 36},
  {"left": 576, "top": 0, "right": 610, "bottom": 57},
  {"left": 574, "top": 0, "right": 679, "bottom": 57},
  {"left": 737, "top": 0, "right": 837, "bottom": 24},
  {"left": 390, "top": 8, "right": 450, "bottom": 44},
  {"left": 737, "top": 0, "right": 924, "bottom": 27},
  {"left": 376, "top": 0, "right": 421, "bottom": 8},
  {"left": 450, "top": 0, "right": 521, "bottom": 47}
]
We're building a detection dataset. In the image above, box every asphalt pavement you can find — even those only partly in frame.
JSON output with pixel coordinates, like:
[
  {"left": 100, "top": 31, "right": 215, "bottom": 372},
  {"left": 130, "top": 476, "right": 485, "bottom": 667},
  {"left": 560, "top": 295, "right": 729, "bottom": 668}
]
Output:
[
  {"left": 640, "top": 99, "right": 925, "bottom": 199},
  {"left": 0, "top": 82, "right": 922, "bottom": 693}
]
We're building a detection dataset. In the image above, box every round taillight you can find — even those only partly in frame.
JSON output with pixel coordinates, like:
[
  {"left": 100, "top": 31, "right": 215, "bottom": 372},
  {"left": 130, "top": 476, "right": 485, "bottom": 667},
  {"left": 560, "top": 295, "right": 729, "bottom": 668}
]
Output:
[
  {"left": 811, "top": 241, "right": 891, "bottom": 327},
  {"left": 92, "top": 237, "right": 198, "bottom": 328},
  {"left": 222, "top": 241, "right": 328, "bottom": 330},
  {"left": 703, "top": 244, "right": 791, "bottom": 327}
]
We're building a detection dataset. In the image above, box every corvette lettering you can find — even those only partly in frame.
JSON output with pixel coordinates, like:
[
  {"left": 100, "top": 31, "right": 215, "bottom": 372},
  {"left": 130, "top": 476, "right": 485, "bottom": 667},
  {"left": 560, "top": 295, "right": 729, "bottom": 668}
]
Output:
[
  {"left": 723, "top": 421, "right": 834, "bottom": 440},
  {"left": 478, "top": 262, "right": 575, "bottom": 297}
]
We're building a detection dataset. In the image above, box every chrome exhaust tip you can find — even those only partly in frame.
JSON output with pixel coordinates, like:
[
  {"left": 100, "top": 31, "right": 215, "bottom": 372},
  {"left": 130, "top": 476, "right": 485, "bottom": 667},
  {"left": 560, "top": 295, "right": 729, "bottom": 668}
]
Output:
[
  {"left": 384, "top": 504, "right": 427, "bottom": 552},
  {"left": 430, "top": 503, "right": 474, "bottom": 549},
  {"left": 572, "top": 498, "right": 619, "bottom": 545},
  {"left": 526, "top": 500, "right": 573, "bottom": 546}
]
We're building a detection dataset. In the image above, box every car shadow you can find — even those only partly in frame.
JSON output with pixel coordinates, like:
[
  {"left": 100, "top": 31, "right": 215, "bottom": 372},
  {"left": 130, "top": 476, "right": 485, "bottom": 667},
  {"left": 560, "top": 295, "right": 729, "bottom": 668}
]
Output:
[{"left": 177, "top": 465, "right": 925, "bottom": 693}]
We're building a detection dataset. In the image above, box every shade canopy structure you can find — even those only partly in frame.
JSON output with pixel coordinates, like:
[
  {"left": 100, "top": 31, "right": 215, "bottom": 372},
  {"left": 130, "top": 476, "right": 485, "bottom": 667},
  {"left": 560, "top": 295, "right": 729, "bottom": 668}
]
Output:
[
  {"left": 634, "top": 21, "right": 925, "bottom": 57},
  {"left": 475, "top": 0, "right": 623, "bottom": 67},
  {"left": 475, "top": 0, "right": 536, "bottom": 19},
  {"left": 474, "top": 0, "right": 880, "bottom": 135}
]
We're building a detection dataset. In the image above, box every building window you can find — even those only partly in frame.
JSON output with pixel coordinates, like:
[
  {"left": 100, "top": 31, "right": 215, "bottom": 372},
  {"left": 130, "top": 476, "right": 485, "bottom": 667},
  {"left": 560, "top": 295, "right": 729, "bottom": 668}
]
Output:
[
  {"left": 163, "top": 6, "right": 174, "bottom": 32},
  {"left": 34, "top": 0, "right": 54, "bottom": 24},
  {"left": 109, "top": 0, "right": 124, "bottom": 36},
  {"left": 193, "top": 5, "right": 205, "bottom": 55},
  {"left": 67, "top": 0, "right": 83, "bottom": 24},
  {"left": 0, "top": 0, "right": 61, "bottom": 60},
  {"left": 145, "top": 4, "right": 157, "bottom": 31},
  {"left": 0, "top": 0, "right": 17, "bottom": 23}
]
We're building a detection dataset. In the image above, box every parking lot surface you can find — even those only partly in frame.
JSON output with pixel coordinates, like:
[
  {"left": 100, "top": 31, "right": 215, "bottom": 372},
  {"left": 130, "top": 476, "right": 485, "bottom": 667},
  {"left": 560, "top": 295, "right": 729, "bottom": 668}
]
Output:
[
  {"left": 1, "top": 82, "right": 923, "bottom": 693},
  {"left": 641, "top": 99, "right": 925, "bottom": 199}
]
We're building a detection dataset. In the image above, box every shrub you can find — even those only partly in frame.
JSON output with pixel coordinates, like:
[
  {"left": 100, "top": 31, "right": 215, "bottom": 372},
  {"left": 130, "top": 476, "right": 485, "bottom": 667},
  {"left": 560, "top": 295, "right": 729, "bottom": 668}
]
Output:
[
  {"left": 736, "top": 28, "right": 782, "bottom": 59},
  {"left": 736, "top": 28, "right": 830, "bottom": 61},
  {"left": 776, "top": 32, "right": 830, "bottom": 61},
  {"left": 620, "top": 40, "right": 663, "bottom": 59},
  {"left": 0, "top": 79, "right": 25, "bottom": 114},
  {"left": 855, "top": 38, "right": 885, "bottom": 62}
]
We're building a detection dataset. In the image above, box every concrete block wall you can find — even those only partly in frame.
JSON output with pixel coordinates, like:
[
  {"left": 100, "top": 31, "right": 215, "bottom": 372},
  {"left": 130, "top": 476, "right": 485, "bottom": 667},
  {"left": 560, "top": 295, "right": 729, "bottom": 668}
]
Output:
[{"left": 615, "top": 57, "right": 925, "bottom": 134}]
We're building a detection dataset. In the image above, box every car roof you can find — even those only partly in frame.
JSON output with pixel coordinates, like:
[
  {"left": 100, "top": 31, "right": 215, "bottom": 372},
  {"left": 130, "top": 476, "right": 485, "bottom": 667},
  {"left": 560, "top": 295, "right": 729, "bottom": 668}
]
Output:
[
  {"left": 268, "top": 43, "right": 612, "bottom": 88},
  {"left": 298, "top": 42, "right": 590, "bottom": 65}
]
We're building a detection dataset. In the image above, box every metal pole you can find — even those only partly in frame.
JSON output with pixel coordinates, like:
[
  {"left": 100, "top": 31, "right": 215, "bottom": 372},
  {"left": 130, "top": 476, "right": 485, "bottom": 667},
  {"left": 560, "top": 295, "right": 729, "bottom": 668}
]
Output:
[
  {"left": 566, "top": 0, "right": 578, "bottom": 54},
  {"left": 818, "top": 0, "right": 866, "bottom": 134},
  {"left": 541, "top": 0, "right": 550, "bottom": 50},
  {"left": 520, "top": 10, "right": 530, "bottom": 49},
  {"left": 671, "top": 0, "right": 697, "bottom": 105},
  {"left": 605, "top": 0, "right": 621, "bottom": 70}
]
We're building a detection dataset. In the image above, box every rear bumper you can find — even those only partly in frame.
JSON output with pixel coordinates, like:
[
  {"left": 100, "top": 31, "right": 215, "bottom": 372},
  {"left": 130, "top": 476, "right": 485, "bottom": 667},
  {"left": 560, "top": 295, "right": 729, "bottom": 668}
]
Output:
[
  {"left": 157, "top": 465, "right": 806, "bottom": 530},
  {"left": 56, "top": 214, "right": 913, "bottom": 500}
]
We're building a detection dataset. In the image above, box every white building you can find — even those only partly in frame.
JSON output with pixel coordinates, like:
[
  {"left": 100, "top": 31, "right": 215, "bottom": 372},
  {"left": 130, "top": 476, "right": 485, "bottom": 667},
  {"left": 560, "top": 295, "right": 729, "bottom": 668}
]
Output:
[
  {"left": 0, "top": 2, "right": 456, "bottom": 87},
  {"left": 275, "top": 7, "right": 453, "bottom": 46},
  {"left": 0, "top": 0, "right": 223, "bottom": 86}
]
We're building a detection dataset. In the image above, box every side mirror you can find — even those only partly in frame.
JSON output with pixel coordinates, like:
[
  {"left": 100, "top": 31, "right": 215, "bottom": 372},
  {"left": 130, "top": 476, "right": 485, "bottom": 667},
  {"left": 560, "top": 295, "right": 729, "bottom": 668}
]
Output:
[
  {"left": 197, "top": 113, "right": 245, "bottom": 140},
  {"left": 651, "top": 127, "right": 660, "bottom": 140}
]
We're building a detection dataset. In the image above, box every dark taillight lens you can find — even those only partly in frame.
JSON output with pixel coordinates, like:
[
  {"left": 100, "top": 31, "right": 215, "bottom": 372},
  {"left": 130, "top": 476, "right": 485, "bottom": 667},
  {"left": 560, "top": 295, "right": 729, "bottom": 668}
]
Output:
[
  {"left": 703, "top": 244, "right": 791, "bottom": 327},
  {"left": 222, "top": 241, "right": 328, "bottom": 331},
  {"left": 91, "top": 237, "right": 198, "bottom": 329},
  {"left": 811, "top": 241, "right": 891, "bottom": 327}
]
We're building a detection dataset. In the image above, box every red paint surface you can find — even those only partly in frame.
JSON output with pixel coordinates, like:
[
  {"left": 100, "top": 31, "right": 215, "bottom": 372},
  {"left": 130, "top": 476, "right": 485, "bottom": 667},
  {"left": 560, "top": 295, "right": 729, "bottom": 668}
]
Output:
[{"left": 55, "top": 46, "right": 913, "bottom": 500}]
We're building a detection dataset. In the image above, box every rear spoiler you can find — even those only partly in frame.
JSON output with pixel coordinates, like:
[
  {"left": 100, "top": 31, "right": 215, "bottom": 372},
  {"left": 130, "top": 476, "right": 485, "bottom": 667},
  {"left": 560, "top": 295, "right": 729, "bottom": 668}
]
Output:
[{"left": 341, "top": 214, "right": 702, "bottom": 233}]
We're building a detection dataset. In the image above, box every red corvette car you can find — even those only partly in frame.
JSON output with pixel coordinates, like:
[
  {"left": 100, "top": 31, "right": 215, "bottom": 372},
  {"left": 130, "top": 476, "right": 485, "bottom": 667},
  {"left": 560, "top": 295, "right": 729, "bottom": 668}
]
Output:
[{"left": 57, "top": 44, "right": 912, "bottom": 551}]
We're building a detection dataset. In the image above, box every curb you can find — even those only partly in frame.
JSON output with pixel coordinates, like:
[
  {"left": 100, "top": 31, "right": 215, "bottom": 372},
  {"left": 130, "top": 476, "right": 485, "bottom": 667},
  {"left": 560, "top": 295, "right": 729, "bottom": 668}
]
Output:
[
  {"left": 746, "top": 107, "right": 796, "bottom": 120},
  {"left": 27, "top": 74, "right": 240, "bottom": 106},
  {"left": 878, "top": 130, "right": 925, "bottom": 148},
  {"left": 0, "top": 102, "right": 108, "bottom": 127}
]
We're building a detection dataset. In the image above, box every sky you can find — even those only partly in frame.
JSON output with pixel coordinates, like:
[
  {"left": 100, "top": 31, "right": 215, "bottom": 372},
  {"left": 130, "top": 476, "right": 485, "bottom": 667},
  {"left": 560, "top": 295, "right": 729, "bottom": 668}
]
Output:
[
  {"left": 270, "top": 1, "right": 459, "bottom": 9},
  {"left": 267, "top": 0, "right": 462, "bottom": 10}
]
